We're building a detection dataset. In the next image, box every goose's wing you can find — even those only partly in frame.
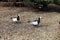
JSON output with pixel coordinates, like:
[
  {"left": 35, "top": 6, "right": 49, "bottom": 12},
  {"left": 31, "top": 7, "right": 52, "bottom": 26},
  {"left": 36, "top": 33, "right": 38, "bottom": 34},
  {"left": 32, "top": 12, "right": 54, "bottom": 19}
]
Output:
[
  {"left": 28, "top": 20, "right": 37, "bottom": 23},
  {"left": 33, "top": 20, "right": 38, "bottom": 21}
]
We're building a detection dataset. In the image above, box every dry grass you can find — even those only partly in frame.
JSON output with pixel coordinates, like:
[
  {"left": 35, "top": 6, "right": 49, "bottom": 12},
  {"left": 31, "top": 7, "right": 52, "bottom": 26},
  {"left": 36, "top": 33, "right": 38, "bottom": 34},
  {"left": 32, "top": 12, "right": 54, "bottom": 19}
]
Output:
[{"left": 0, "top": 7, "right": 60, "bottom": 40}]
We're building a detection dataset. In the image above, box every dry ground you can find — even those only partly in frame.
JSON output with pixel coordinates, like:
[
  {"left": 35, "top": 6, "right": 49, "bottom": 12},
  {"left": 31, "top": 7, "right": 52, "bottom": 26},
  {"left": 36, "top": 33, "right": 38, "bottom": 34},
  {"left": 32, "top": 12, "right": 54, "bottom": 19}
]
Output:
[{"left": 0, "top": 7, "right": 60, "bottom": 40}]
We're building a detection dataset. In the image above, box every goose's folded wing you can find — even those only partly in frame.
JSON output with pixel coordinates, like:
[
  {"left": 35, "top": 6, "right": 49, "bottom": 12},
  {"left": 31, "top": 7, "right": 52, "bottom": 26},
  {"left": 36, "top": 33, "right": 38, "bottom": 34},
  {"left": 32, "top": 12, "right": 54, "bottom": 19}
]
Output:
[{"left": 33, "top": 20, "right": 38, "bottom": 21}]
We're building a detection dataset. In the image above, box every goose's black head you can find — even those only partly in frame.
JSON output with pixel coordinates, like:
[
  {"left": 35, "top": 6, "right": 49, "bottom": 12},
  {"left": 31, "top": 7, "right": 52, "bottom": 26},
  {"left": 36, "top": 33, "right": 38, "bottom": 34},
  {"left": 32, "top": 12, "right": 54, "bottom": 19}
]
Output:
[{"left": 17, "top": 16, "right": 20, "bottom": 21}]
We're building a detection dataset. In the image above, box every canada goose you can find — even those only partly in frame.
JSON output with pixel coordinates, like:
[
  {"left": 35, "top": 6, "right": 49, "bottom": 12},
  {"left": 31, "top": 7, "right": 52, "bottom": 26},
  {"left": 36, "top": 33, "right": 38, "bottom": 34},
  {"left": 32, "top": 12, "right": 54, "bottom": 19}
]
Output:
[
  {"left": 28, "top": 17, "right": 42, "bottom": 26},
  {"left": 11, "top": 15, "right": 20, "bottom": 23}
]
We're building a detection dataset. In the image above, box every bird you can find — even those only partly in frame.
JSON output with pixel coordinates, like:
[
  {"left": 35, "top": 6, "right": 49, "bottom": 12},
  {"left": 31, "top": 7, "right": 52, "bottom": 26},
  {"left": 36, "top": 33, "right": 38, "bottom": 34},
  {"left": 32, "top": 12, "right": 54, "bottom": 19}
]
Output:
[
  {"left": 28, "top": 17, "right": 42, "bottom": 26},
  {"left": 11, "top": 14, "right": 20, "bottom": 23}
]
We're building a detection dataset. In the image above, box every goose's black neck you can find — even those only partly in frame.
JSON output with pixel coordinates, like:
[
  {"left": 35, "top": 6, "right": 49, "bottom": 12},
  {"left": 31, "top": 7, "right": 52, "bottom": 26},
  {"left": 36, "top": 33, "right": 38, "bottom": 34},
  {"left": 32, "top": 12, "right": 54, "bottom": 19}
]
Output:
[
  {"left": 38, "top": 18, "right": 40, "bottom": 24},
  {"left": 17, "top": 16, "right": 20, "bottom": 21}
]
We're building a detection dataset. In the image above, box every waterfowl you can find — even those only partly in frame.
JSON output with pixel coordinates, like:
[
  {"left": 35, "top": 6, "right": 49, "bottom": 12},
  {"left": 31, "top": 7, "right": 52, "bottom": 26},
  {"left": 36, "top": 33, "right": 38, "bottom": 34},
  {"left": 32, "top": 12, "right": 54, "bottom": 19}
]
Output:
[
  {"left": 28, "top": 17, "right": 42, "bottom": 26},
  {"left": 11, "top": 15, "right": 20, "bottom": 23}
]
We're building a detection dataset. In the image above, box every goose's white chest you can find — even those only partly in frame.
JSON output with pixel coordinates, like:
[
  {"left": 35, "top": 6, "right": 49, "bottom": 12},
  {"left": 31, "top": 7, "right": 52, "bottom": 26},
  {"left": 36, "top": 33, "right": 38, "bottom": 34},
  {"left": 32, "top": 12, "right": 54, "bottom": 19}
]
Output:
[{"left": 12, "top": 18, "right": 17, "bottom": 22}]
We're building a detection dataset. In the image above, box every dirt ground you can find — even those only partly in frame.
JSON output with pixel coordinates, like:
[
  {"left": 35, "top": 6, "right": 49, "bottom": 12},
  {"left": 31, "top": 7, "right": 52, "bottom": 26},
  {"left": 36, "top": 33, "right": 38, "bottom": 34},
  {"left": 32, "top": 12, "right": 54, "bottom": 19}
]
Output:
[{"left": 0, "top": 7, "right": 60, "bottom": 40}]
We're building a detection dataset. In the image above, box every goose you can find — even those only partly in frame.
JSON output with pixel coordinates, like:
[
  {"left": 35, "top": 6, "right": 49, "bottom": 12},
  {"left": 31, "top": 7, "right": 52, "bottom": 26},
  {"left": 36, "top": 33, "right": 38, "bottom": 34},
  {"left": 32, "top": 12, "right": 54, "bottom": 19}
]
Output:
[
  {"left": 11, "top": 15, "right": 20, "bottom": 23},
  {"left": 28, "top": 17, "right": 42, "bottom": 26}
]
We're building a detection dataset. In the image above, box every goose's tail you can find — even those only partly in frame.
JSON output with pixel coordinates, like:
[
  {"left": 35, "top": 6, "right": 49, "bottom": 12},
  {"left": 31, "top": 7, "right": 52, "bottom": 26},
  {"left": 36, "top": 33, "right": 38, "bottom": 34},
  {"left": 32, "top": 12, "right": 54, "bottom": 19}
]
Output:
[
  {"left": 10, "top": 17, "right": 12, "bottom": 19},
  {"left": 27, "top": 21, "right": 33, "bottom": 24},
  {"left": 27, "top": 20, "right": 31, "bottom": 23}
]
